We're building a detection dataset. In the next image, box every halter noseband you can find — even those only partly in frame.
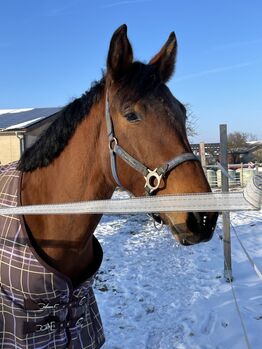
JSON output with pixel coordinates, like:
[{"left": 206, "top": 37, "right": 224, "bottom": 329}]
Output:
[{"left": 105, "top": 94, "right": 200, "bottom": 196}]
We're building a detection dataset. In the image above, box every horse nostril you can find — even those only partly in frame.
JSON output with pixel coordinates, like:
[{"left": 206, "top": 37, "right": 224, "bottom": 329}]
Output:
[
  {"left": 192, "top": 212, "right": 207, "bottom": 228},
  {"left": 189, "top": 212, "right": 217, "bottom": 235}
]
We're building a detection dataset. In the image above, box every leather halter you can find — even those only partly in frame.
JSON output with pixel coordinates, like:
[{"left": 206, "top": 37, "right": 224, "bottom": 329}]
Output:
[{"left": 105, "top": 94, "right": 200, "bottom": 196}]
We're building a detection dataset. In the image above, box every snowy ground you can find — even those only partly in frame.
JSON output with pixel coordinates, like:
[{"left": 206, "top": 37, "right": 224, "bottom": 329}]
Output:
[{"left": 93, "top": 191, "right": 262, "bottom": 349}]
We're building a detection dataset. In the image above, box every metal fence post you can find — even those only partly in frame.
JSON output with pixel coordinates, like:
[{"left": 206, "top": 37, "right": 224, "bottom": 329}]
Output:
[
  {"left": 220, "top": 124, "right": 233, "bottom": 282},
  {"left": 200, "top": 142, "right": 207, "bottom": 176},
  {"left": 241, "top": 163, "right": 244, "bottom": 187}
]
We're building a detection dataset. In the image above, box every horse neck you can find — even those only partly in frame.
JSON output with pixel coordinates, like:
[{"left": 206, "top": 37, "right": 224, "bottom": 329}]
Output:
[{"left": 21, "top": 94, "right": 115, "bottom": 281}]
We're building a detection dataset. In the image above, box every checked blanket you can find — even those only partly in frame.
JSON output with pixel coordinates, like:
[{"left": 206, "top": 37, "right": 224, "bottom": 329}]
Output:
[{"left": 0, "top": 162, "right": 105, "bottom": 349}]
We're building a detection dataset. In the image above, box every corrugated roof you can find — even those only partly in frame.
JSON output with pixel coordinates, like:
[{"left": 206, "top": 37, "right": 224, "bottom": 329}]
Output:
[{"left": 0, "top": 107, "right": 62, "bottom": 131}]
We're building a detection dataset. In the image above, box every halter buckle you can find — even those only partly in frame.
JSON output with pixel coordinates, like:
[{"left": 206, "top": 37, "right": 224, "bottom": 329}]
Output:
[{"left": 144, "top": 168, "right": 163, "bottom": 194}]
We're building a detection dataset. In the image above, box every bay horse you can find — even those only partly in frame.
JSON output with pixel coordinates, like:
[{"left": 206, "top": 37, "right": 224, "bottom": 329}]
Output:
[{"left": 0, "top": 25, "right": 217, "bottom": 348}]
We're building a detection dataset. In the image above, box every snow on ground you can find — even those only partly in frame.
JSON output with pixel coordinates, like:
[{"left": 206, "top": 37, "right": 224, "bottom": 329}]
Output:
[{"left": 94, "top": 191, "right": 262, "bottom": 349}]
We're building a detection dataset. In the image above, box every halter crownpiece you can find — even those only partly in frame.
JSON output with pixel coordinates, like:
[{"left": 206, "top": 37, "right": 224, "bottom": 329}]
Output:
[{"left": 105, "top": 93, "right": 200, "bottom": 196}]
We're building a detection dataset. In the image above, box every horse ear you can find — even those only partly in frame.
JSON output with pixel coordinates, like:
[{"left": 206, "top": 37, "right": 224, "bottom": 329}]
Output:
[
  {"left": 149, "top": 32, "right": 177, "bottom": 82},
  {"left": 107, "top": 24, "right": 133, "bottom": 81}
]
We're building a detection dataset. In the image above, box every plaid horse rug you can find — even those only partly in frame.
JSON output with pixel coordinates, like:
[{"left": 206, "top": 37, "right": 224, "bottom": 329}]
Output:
[{"left": 0, "top": 162, "right": 105, "bottom": 349}]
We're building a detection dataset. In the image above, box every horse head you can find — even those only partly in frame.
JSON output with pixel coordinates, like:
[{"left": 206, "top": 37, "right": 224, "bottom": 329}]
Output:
[{"left": 105, "top": 25, "right": 218, "bottom": 245}]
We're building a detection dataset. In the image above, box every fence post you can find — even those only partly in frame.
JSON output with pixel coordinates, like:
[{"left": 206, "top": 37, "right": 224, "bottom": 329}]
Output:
[
  {"left": 220, "top": 124, "right": 233, "bottom": 282},
  {"left": 199, "top": 142, "right": 207, "bottom": 176},
  {"left": 240, "top": 163, "right": 244, "bottom": 187}
]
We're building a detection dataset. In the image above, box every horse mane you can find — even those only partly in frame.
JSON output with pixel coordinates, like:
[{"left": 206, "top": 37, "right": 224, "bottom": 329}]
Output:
[{"left": 18, "top": 77, "right": 105, "bottom": 172}]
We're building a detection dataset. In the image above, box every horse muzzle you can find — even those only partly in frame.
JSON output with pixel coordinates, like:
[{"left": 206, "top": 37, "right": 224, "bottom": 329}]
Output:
[{"left": 164, "top": 211, "right": 218, "bottom": 246}]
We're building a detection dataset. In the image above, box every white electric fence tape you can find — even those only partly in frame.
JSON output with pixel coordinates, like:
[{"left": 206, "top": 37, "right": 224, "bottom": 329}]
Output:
[
  {"left": 0, "top": 175, "right": 261, "bottom": 216},
  {"left": 231, "top": 223, "right": 262, "bottom": 283}
]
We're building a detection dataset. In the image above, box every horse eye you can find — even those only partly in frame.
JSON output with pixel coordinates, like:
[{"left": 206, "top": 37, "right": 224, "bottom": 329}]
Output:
[{"left": 125, "top": 112, "right": 141, "bottom": 123}]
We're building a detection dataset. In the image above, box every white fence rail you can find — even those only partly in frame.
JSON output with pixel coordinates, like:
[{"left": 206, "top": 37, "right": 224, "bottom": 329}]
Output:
[{"left": 0, "top": 175, "right": 261, "bottom": 216}]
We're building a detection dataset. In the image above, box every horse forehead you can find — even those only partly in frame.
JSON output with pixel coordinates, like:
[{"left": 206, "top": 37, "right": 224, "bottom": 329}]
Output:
[
  {"left": 139, "top": 90, "right": 182, "bottom": 115},
  {"left": 114, "top": 82, "right": 182, "bottom": 118},
  {"left": 120, "top": 85, "right": 176, "bottom": 106}
]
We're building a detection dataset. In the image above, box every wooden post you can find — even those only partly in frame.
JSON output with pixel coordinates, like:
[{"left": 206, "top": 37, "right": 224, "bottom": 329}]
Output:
[
  {"left": 199, "top": 142, "right": 207, "bottom": 176},
  {"left": 220, "top": 124, "right": 233, "bottom": 282}
]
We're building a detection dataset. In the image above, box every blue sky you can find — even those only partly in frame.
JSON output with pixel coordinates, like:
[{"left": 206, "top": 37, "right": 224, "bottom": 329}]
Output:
[{"left": 0, "top": 0, "right": 261, "bottom": 142}]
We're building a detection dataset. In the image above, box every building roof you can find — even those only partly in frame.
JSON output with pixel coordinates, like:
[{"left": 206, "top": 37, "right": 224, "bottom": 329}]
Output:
[
  {"left": 231, "top": 142, "right": 262, "bottom": 154},
  {"left": 0, "top": 108, "right": 62, "bottom": 131}
]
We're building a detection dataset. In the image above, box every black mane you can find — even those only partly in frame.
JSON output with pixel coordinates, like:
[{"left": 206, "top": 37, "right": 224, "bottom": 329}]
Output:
[{"left": 18, "top": 78, "right": 105, "bottom": 172}]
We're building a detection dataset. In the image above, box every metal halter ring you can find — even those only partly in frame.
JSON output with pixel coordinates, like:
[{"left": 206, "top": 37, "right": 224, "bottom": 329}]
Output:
[
  {"left": 144, "top": 169, "right": 163, "bottom": 194},
  {"left": 109, "top": 137, "right": 118, "bottom": 151}
]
